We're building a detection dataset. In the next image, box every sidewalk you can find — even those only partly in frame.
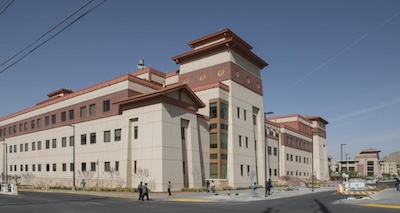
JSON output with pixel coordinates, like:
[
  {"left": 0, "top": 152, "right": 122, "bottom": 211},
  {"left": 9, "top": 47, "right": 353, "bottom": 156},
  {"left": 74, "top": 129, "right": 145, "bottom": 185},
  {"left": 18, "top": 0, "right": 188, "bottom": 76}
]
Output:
[
  {"left": 340, "top": 188, "right": 400, "bottom": 209},
  {"left": 17, "top": 186, "right": 335, "bottom": 202}
]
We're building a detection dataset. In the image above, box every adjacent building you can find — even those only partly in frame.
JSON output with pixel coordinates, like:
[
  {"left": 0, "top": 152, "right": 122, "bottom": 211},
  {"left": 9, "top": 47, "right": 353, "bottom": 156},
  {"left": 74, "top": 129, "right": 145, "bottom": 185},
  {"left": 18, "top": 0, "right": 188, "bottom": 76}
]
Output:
[{"left": 0, "top": 29, "right": 330, "bottom": 191}]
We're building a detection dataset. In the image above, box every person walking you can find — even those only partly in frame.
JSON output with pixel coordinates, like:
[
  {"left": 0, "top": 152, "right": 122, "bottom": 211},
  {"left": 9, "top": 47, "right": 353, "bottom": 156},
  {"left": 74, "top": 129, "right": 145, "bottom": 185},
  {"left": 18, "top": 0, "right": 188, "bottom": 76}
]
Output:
[
  {"left": 211, "top": 181, "right": 215, "bottom": 193},
  {"left": 253, "top": 182, "right": 257, "bottom": 195},
  {"left": 141, "top": 183, "right": 149, "bottom": 201},
  {"left": 266, "top": 179, "right": 272, "bottom": 195},
  {"left": 137, "top": 182, "right": 143, "bottom": 200},
  {"left": 396, "top": 178, "right": 400, "bottom": 191},
  {"left": 81, "top": 179, "right": 86, "bottom": 191},
  {"left": 168, "top": 181, "right": 172, "bottom": 196},
  {"left": 206, "top": 180, "right": 210, "bottom": 193}
]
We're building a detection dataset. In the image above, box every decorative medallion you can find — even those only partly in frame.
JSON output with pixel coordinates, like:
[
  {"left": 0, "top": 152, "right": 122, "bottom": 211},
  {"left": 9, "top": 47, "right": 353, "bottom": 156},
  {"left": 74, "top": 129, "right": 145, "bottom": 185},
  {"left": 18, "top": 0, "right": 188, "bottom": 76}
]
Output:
[
  {"left": 183, "top": 78, "right": 189, "bottom": 84},
  {"left": 200, "top": 73, "right": 206, "bottom": 81},
  {"left": 257, "top": 82, "right": 260, "bottom": 89},
  {"left": 217, "top": 68, "right": 225, "bottom": 77},
  {"left": 235, "top": 70, "right": 239, "bottom": 77},
  {"left": 246, "top": 77, "right": 250, "bottom": 84}
]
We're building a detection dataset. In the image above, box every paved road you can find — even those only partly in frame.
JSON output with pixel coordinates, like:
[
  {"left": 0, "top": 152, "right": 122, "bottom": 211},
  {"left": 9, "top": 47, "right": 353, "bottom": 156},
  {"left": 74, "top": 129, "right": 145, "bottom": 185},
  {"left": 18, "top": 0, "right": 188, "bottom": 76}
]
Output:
[{"left": 1, "top": 189, "right": 399, "bottom": 213}]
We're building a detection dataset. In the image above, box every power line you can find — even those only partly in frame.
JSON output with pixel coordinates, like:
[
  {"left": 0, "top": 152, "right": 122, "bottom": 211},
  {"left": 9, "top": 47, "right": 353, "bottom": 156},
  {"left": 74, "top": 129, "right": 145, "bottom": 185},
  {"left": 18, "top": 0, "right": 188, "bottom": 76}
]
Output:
[
  {"left": 0, "top": 0, "right": 14, "bottom": 16},
  {"left": 0, "top": 0, "right": 107, "bottom": 75}
]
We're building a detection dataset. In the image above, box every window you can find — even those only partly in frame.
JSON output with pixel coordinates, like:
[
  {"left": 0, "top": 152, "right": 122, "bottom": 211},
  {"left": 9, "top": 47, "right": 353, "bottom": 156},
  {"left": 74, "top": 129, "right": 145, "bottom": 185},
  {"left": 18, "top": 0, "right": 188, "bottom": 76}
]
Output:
[
  {"left": 221, "top": 163, "right": 227, "bottom": 179},
  {"left": 104, "top": 131, "right": 111, "bottom": 142},
  {"left": 20, "top": 165, "right": 23, "bottom": 171},
  {"left": 53, "top": 164, "right": 57, "bottom": 171},
  {"left": 210, "top": 133, "right": 217, "bottom": 148},
  {"left": 239, "top": 135, "right": 242, "bottom": 147},
  {"left": 69, "top": 109, "right": 74, "bottom": 120},
  {"left": 37, "top": 141, "right": 41, "bottom": 150},
  {"left": 62, "top": 137, "right": 67, "bottom": 147},
  {"left": 51, "top": 114, "right": 56, "bottom": 124},
  {"left": 62, "top": 163, "right": 67, "bottom": 172},
  {"left": 210, "top": 154, "right": 217, "bottom": 159},
  {"left": 247, "top": 165, "right": 250, "bottom": 176},
  {"left": 24, "top": 122, "right": 27, "bottom": 131},
  {"left": 37, "top": 118, "right": 41, "bottom": 128},
  {"left": 25, "top": 165, "right": 28, "bottom": 171},
  {"left": 244, "top": 109, "right": 247, "bottom": 120},
  {"left": 290, "top": 154, "right": 293, "bottom": 161},
  {"left": 69, "top": 136, "right": 74, "bottom": 146},
  {"left": 25, "top": 143, "right": 28, "bottom": 151},
  {"left": 103, "top": 100, "right": 110, "bottom": 112},
  {"left": 286, "top": 154, "right": 289, "bottom": 161},
  {"left": 209, "top": 103, "right": 217, "bottom": 118},
  {"left": 80, "top": 106, "right": 86, "bottom": 118},
  {"left": 46, "top": 164, "right": 50, "bottom": 172},
  {"left": 89, "top": 104, "right": 96, "bottom": 115},
  {"left": 240, "top": 164, "right": 244, "bottom": 176},
  {"left": 210, "top": 163, "right": 218, "bottom": 178},
  {"left": 31, "top": 120, "right": 35, "bottom": 129},
  {"left": 237, "top": 107, "right": 240, "bottom": 118},
  {"left": 70, "top": 163, "right": 74, "bottom": 172},
  {"left": 33, "top": 164, "right": 36, "bottom": 172},
  {"left": 104, "top": 162, "right": 110, "bottom": 172},
  {"left": 9, "top": 146, "right": 12, "bottom": 153},
  {"left": 221, "top": 154, "right": 227, "bottom": 159},
  {"left": 268, "top": 146, "right": 271, "bottom": 155},
  {"left": 134, "top": 160, "right": 137, "bottom": 173},
  {"left": 38, "top": 164, "right": 41, "bottom": 172},
  {"left": 81, "top": 163, "right": 86, "bottom": 171},
  {"left": 274, "top": 147, "right": 277, "bottom": 156},
  {"left": 13, "top": 145, "right": 16, "bottom": 153},
  {"left": 91, "top": 162, "right": 96, "bottom": 171},
  {"left": 20, "top": 144, "right": 23, "bottom": 152},
  {"left": 220, "top": 102, "right": 228, "bottom": 120},
  {"left": 115, "top": 161, "right": 119, "bottom": 172},
  {"left": 61, "top": 111, "right": 66, "bottom": 122},
  {"left": 45, "top": 116, "right": 50, "bottom": 125},
  {"left": 114, "top": 129, "right": 121, "bottom": 141},
  {"left": 245, "top": 137, "right": 248, "bottom": 148},
  {"left": 81, "top": 134, "right": 87, "bottom": 145},
  {"left": 220, "top": 133, "right": 228, "bottom": 149},
  {"left": 90, "top": 133, "right": 96, "bottom": 144},
  {"left": 134, "top": 126, "right": 138, "bottom": 139},
  {"left": 52, "top": 139, "right": 57, "bottom": 148}
]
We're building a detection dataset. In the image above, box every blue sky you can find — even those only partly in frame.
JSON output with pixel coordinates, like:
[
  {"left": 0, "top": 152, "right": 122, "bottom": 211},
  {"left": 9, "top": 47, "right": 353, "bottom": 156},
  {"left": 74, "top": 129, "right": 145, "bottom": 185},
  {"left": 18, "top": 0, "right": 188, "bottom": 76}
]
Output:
[{"left": 1, "top": 0, "right": 399, "bottom": 161}]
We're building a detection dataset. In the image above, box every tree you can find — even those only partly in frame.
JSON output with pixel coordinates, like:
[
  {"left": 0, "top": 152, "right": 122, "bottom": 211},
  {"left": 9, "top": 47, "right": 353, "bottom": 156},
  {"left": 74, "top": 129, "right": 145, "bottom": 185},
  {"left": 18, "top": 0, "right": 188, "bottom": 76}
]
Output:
[
  {"left": 21, "top": 172, "right": 35, "bottom": 185},
  {"left": 78, "top": 170, "right": 95, "bottom": 188},
  {"left": 134, "top": 167, "right": 150, "bottom": 183},
  {"left": 104, "top": 168, "right": 120, "bottom": 188}
]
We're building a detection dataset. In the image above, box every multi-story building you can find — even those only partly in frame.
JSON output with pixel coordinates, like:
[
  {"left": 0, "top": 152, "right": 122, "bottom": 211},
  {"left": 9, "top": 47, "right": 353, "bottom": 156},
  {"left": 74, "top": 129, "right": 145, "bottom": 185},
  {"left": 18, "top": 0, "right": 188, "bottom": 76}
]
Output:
[
  {"left": 0, "top": 29, "right": 329, "bottom": 191},
  {"left": 380, "top": 161, "right": 397, "bottom": 178}
]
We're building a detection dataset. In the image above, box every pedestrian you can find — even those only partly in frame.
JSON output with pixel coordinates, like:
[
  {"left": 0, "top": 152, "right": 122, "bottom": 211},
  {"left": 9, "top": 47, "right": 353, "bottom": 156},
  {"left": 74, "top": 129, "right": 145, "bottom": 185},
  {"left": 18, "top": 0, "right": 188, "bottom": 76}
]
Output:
[
  {"left": 211, "top": 180, "right": 215, "bottom": 193},
  {"left": 305, "top": 178, "right": 308, "bottom": 188},
  {"left": 266, "top": 179, "right": 272, "bottom": 195},
  {"left": 396, "top": 178, "right": 400, "bottom": 191},
  {"left": 81, "top": 179, "right": 86, "bottom": 191},
  {"left": 253, "top": 182, "right": 257, "bottom": 194},
  {"left": 138, "top": 182, "right": 143, "bottom": 200},
  {"left": 168, "top": 181, "right": 172, "bottom": 196},
  {"left": 141, "top": 183, "right": 149, "bottom": 201},
  {"left": 206, "top": 180, "right": 210, "bottom": 193}
]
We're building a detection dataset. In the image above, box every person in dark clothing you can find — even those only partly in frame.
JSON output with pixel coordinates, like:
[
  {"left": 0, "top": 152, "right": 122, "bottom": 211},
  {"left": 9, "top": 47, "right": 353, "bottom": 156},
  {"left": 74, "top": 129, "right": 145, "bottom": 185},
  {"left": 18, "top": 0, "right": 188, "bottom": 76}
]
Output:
[
  {"left": 138, "top": 182, "right": 143, "bottom": 200},
  {"left": 168, "top": 181, "right": 172, "bottom": 196},
  {"left": 206, "top": 180, "right": 210, "bottom": 193},
  {"left": 141, "top": 183, "right": 149, "bottom": 201},
  {"left": 266, "top": 179, "right": 272, "bottom": 195}
]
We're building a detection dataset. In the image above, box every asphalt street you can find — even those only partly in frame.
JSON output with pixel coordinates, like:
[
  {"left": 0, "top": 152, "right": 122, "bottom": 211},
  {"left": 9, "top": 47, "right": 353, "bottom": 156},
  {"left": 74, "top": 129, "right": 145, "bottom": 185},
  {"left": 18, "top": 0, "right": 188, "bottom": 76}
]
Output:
[{"left": 1, "top": 190, "right": 399, "bottom": 213}]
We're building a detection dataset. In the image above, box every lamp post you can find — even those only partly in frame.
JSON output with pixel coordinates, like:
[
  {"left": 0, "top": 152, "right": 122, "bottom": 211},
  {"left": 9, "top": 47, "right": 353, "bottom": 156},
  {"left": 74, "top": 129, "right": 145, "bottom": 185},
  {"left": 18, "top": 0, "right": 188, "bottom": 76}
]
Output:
[
  {"left": 1, "top": 142, "right": 7, "bottom": 184},
  {"left": 311, "top": 130, "right": 314, "bottom": 192},
  {"left": 264, "top": 111, "right": 274, "bottom": 197},
  {"left": 340, "top": 144, "right": 346, "bottom": 171},
  {"left": 69, "top": 125, "right": 76, "bottom": 191},
  {"left": 345, "top": 153, "right": 350, "bottom": 161}
]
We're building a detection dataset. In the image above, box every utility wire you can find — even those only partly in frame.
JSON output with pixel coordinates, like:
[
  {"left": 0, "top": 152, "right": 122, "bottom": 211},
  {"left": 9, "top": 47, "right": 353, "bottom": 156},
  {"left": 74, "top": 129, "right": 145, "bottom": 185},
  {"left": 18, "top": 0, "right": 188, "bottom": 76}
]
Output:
[
  {"left": 0, "top": 0, "right": 95, "bottom": 71},
  {"left": 0, "top": 0, "right": 107, "bottom": 75},
  {"left": 0, "top": 0, "right": 14, "bottom": 16}
]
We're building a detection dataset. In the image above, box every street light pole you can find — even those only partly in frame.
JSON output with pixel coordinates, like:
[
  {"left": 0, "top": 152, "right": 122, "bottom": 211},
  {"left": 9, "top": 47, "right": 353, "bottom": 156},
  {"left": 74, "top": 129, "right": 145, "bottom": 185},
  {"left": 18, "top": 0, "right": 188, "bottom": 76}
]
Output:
[
  {"left": 340, "top": 144, "right": 346, "bottom": 170},
  {"left": 311, "top": 130, "right": 314, "bottom": 192},
  {"left": 69, "top": 125, "right": 76, "bottom": 191},
  {"left": 264, "top": 112, "right": 274, "bottom": 197}
]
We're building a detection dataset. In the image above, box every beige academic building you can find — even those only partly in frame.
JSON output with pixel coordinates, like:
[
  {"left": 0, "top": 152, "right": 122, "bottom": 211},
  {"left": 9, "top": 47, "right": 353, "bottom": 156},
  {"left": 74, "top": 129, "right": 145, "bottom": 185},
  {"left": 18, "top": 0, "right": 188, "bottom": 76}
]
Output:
[{"left": 0, "top": 29, "right": 329, "bottom": 192}]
